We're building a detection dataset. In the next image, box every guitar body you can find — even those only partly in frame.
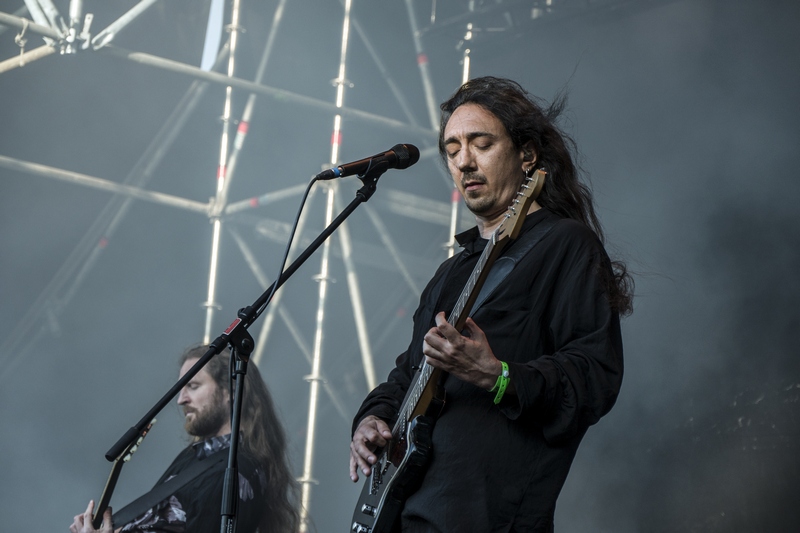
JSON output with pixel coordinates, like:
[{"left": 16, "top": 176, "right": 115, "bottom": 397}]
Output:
[
  {"left": 350, "top": 414, "right": 434, "bottom": 533},
  {"left": 351, "top": 369, "right": 445, "bottom": 533}
]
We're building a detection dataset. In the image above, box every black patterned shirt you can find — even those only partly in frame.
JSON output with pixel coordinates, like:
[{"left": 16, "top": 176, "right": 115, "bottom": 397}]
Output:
[{"left": 120, "top": 434, "right": 266, "bottom": 533}]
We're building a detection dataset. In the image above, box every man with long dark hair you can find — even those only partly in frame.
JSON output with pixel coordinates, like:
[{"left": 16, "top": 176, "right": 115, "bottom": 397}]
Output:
[
  {"left": 350, "top": 77, "right": 632, "bottom": 531},
  {"left": 71, "top": 345, "right": 299, "bottom": 533}
]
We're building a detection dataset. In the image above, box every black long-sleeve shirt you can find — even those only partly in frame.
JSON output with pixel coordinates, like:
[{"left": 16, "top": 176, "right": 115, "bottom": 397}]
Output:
[{"left": 354, "top": 209, "right": 624, "bottom": 532}]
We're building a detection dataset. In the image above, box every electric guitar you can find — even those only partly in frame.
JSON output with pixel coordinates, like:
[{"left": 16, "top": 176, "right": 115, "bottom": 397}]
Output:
[
  {"left": 91, "top": 419, "right": 156, "bottom": 529},
  {"left": 350, "top": 170, "right": 546, "bottom": 533}
]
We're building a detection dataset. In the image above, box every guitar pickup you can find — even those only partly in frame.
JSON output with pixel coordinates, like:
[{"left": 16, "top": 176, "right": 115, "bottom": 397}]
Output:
[{"left": 369, "top": 464, "right": 383, "bottom": 495}]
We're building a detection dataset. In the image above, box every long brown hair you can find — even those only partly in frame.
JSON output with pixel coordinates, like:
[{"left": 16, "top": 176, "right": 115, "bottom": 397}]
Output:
[{"left": 180, "top": 345, "right": 300, "bottom": 532}]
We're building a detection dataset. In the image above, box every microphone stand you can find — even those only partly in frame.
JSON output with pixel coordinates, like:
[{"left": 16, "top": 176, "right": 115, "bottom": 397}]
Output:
[{"left": 102, "top": 162, "right": 391, "bottom": 533}]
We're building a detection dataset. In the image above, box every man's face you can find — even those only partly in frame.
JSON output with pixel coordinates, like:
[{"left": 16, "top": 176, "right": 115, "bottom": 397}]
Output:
[
  {"left": 442, "top": 103, "right": 532, "bottom": 220},
  {"left": 177, "top": 358, "right": 230, "bottom": 439}
]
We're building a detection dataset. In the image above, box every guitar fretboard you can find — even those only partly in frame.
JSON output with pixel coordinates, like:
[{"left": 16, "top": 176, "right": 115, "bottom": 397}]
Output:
[{"left": 393, "top": 227, "right": 500, "bottom": 436}]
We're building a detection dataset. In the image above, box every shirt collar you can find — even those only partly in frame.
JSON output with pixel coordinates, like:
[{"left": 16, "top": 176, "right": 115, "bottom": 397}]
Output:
[
  {"left": 454, "top": 226, "right": 486, "bottom": 255},
  {"left": 192, "top": 433, "right": 231, "bottom": 459},
  {"left": 454, "top": 208, "right": 549, "bottom": 256}
]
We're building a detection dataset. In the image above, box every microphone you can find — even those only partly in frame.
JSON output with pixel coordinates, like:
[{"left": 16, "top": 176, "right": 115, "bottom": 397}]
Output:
[{"left": 316, "top": 143, "right": 420, "bottom": 180}]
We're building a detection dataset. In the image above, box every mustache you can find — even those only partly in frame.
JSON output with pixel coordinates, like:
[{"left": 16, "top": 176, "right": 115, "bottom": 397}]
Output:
[{"left": 461, "top": 173, "right": 486, "bottom": 188}]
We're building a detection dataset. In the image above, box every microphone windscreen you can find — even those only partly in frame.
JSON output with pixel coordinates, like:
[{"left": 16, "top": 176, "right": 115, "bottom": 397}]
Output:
[{"left": 393, "top": 143, "right": 420, "bottom": 170}]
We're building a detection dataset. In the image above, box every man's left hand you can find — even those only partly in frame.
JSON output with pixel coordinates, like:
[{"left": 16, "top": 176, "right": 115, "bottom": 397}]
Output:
[
  {"left": 69, "top": 500, "right": 113, "bottom": 533},
  {"left": 423, "top": 312, "right": 502, "bottom": 390}
]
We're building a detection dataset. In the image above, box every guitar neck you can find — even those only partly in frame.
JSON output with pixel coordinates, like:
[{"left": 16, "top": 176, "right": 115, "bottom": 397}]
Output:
[
  {"left": 394, "top": 233, "right": 503, "bottom": 434},
  {"left": 447, "top": 233, "right": 499, "bottom": 330}
]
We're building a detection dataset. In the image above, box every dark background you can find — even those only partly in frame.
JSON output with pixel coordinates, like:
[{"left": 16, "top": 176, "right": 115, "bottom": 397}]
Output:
[{"left": 1, "top": 1, "right": 798, "bottom": 531}]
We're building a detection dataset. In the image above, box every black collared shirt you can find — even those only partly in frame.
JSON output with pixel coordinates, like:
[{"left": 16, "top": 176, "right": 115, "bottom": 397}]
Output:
[{"left": 354, "top": 209, "right": 624, "bottom": 532}]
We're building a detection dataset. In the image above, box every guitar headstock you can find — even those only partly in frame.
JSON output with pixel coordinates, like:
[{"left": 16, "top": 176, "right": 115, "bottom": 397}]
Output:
[
  {"left": 92, "top": 418, "right": 157, "bottom": 529},
  {"left": 123, "top": 418, "right": 157, "bottom": 462},
  {"left": 494, "top": 169, "right": 546, "bottom": 242}
]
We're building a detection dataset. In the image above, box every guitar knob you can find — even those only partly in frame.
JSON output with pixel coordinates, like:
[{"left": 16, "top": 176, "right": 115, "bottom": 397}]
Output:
[
  {"left": 351, "top": 521, "right": 372, "bottom": 533},
  {"left": 361, "top": 504, "right": 377, "bottom": 516}
]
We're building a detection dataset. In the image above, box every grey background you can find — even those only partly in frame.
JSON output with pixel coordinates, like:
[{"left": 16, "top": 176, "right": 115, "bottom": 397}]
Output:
[{"left": 1, "top": 0, "right": 798, "bottom": 531}]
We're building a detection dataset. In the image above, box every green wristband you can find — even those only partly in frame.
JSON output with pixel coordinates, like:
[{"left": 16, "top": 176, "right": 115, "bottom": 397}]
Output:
[{"left": 489, "top": 361, "right": 510, "bottom": 404}]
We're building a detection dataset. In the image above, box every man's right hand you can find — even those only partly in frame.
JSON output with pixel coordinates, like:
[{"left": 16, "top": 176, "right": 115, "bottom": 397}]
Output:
[{"left": 349, "top": 415, "right": 393, "bottom": 482}]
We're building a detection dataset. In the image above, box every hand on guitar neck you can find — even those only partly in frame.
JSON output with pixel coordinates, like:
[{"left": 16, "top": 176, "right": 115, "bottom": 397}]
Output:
[{"left": 70, "top": 500, "right": 119, "bottom": 533}]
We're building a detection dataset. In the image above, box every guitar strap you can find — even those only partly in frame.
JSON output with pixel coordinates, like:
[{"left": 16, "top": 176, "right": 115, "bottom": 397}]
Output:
[
  {"left": 469, "top": 213, "right": 558, "bottom": 315},
  {"left": 111, "top": 449, "right": 227, "bottom": 527},
  {"left": 420, "top": 212, "right": 557, "bottom": 385},
  {"left": 428, "top": 213, "right": 558, "bottom": 332}
]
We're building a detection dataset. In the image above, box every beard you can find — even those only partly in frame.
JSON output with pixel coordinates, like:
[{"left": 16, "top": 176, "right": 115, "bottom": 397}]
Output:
[
  {"left": 184, "top": 391, "right": 229, "bottom": 438},
  {"left": 460, "top": 174, "right": 494, "bottom": 215},
  {"left": 463, "top": 194, "right": 495, "bottom": 216}
]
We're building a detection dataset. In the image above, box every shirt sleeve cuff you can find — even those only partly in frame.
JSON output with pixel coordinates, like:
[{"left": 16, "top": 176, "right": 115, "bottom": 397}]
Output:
[{"left": 497, "top": 361, "right": 547, "bottom": 420}]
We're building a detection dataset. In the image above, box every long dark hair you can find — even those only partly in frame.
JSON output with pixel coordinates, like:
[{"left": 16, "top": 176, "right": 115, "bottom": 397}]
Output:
[
  {"left": 180, "top": 345, "right": 300, "bottom": 533},
  {"left": 439, "top": 76, "right": 634, "bottom": 315}
]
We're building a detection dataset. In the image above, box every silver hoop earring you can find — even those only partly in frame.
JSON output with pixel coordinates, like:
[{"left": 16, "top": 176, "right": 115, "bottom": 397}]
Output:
[{"left": 524, "top": 167, "right": 534, "bottom": 178}]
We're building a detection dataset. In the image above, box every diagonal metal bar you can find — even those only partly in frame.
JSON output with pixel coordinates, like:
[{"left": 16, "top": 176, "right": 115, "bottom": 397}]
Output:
[
  {"left": 0, "top": 10, "right": 62, "bottom": 39},
  {"left": 227, "top": 226, "right": 350, "bottom": 423},
  {"left": 248, "top": 185, "right": 316, "bottom": 365},
  {"left": 0, "top": 7, "right": 30, "bottom": 36},
  {"left": 33, "top": 0, "right": 64, "bottom": 31},
  {"left": 348, "top": 10, "right": 419, "bottom": 127},
  {"left": 334, "top": 193, "right": 377, "bottom": 391},
  {"left": 224, "top": 183, "right": 307, "bottom": 215},
  {"left": 98, "top": 45, "right": 439, "bottom": 140},
  {"left": 91, "top": 0, "right": 159, "bottom": 49},
  {"left": 0, "top": 154, "right": 209, "bottom": 213},
  {"left": 21, "top": 0, "right": 52, "bottom": 30},
  {"left": 363, "top": 203, "right": 421, "bottom": 297},
  {"left": 0, "top": 43, "right": 55, "bottom": 74}
]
